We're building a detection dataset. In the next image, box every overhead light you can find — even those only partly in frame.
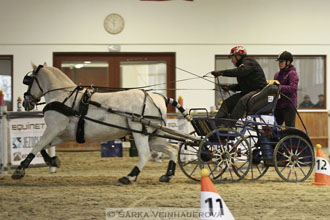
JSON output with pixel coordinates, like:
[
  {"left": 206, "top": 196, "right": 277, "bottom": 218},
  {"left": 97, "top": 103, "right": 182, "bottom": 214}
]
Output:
[
  {"left": 84, "top": 61, "right": 91, "bottom": 64},
  {"left": 74, "top": 64, "right": 84, "bottom": 69},
  {"left": 108, "top": 45, "right": 121, "bottom": 52}
]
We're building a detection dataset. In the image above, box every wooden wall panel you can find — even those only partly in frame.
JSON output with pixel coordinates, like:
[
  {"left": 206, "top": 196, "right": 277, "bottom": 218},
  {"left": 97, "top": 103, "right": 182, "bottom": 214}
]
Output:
[
  {"left": 56, "top": 141, "right": 101, "bottom": 152},
  {"left": 295, "top": 112, "right": 328, "bottom": 148}
]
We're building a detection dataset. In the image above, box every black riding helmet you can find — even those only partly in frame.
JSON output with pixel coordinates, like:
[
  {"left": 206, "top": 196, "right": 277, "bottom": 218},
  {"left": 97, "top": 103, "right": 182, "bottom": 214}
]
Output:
[{"left": 277, "top": 51, "right": 293, "bottom": 62}]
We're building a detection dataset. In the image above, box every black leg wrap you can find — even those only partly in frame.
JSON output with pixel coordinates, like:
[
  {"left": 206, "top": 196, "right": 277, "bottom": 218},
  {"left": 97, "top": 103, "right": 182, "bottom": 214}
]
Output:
[
  {"left": 41, "top": 150, "right": 61, "bottom": 167},
  {"left": 11, "top": 153, "right": 34, "bottom": 180},
  {"left": 41, "top": 149, "right": 51, "bottom": 162},
  {"left": 165, "top": 160, "right": 176, "bottom": 176},
  {"left": 159, "top": 160, "right": 176, "bottom": 183},
  {"left": 128, "top": 166, "right": 140, "bottom": 177},
  {"left": 20, "top": 153, "right": 35, "bottom": 169},
  {"left": 118, "top": 166, "right": 141, "bottom": 185}
]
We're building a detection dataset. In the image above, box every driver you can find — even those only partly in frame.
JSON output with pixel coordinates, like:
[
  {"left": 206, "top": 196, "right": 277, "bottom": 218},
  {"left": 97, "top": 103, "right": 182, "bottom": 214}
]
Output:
[{"left": 211, "top": 46, "right": 267, "bottom": 127}]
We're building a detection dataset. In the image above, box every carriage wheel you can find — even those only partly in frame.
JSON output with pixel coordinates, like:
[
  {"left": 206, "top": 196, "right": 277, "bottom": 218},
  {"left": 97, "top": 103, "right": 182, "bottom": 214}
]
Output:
[
  {"left": 273, "top": 135, "right": 315, "bottom": 182},
  {"left": 243, "top": 135, "right": 269, "bottom": 180},
  {"left": 178, "top": 141, "right": 201, "bottom": 181},
  {"left": 198, "top": 128, "right": 252, "bottom": 183}
]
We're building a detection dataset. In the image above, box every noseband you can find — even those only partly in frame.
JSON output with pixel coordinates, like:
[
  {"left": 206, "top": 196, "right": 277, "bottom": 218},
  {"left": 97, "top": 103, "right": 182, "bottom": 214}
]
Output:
[{"left": 23, "top": 65, "right": 44, "bottom": 104}]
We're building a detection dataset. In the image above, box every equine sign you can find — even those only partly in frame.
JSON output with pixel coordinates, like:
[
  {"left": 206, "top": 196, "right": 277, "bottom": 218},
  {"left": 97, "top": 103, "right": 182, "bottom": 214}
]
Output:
[{"left": 9, "top": 117, "right": 46, "bottom": 166}]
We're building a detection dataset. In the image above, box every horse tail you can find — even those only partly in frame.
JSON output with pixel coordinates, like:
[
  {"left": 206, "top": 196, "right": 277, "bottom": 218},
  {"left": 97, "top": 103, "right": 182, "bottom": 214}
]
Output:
[{"left": 166, "top": 98, "right": 192, "bottom": 121}]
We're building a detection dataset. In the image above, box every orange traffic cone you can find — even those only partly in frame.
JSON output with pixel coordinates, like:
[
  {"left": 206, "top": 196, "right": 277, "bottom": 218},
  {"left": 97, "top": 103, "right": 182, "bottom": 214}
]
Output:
[
  {"left": 200, "top": 169, "right": 235, "bottom": 220},
  {"left": 312, "top": 144, "right": 330, "bottom": 186}
]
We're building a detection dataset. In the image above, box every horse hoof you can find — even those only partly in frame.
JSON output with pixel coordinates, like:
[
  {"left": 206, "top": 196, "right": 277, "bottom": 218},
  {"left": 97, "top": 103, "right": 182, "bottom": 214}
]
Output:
[
  {"left": 45, "top": 156, "right": 61, "bottom": 168},
  {"left": 118, "top": 177, "right": 131, "bottom": 185},
  {"left": 159, "top": 175, "right": 172, "bottom": 183},
  {"left": 11, "top": 168, "right": 25, "bottom": 180},
  {"left": 51, "top": 156, "right": 61, "bottom": 168}
]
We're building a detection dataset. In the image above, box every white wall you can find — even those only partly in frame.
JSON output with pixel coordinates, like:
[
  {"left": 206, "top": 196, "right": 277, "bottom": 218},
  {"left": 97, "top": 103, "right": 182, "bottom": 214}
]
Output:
[{"left": 1, "top": 0, "right": 330, "bottom": 111}]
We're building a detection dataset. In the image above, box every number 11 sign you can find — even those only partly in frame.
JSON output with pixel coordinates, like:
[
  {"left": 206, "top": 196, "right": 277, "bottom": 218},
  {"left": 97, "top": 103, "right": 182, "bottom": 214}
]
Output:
[{"left": 200, "top": 169, "right": 235, "bottom": 220}]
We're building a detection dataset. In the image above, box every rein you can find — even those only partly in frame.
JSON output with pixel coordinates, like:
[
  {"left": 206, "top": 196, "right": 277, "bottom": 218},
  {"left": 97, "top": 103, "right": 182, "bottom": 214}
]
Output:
[
  {"left": 35, "top": 86, "right": 79, "bottom": 106},
  {"left": 73, "top": 66, "right": 216, "bottom": 92},
  {"left": 25, "top": 65, "right": 216, "bottom": 104}
]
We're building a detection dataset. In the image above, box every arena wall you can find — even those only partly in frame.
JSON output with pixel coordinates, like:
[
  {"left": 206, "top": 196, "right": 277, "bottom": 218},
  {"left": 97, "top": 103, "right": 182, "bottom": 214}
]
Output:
[{"left": 1, "top": 0, "right": 330, "bottom": 111}]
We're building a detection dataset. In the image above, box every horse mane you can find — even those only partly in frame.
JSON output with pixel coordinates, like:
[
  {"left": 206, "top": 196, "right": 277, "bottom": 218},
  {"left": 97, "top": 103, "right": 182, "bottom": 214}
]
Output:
[{"left": 42, "top": 66, "right": 77, "bottom": 88}]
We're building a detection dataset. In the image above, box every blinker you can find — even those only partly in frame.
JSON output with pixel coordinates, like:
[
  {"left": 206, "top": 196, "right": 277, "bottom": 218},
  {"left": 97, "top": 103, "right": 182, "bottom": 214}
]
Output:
[
  {"left": 23, "top": 65, "right": 44, "bottom": 86},
  {"left": 23, "top": 75, "right": 33, "bottom": 85}
]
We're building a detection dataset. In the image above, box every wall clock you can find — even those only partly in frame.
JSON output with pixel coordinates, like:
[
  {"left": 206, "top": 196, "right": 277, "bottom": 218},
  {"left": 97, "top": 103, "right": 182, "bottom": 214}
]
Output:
[{"left": 104, "top": 13, "right": 125, "bottom": 34}]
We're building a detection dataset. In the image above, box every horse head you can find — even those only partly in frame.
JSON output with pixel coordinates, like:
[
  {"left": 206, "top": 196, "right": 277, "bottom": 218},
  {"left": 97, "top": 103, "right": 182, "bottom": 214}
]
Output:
[
  {"left": 22, "top": 63, "right": 47, "bottom": 111},
  {"left": 23, "top": 62, "right": 76, "bottom": 111}
]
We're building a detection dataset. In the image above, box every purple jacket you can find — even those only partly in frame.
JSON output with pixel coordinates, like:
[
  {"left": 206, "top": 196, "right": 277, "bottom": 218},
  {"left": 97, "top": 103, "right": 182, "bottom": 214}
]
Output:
[{"left": 274, "top": 66, "right": 299, "bottom": 109}]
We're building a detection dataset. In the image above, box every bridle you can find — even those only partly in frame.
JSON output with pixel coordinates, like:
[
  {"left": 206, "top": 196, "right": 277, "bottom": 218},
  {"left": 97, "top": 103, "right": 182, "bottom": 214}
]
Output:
[
  {"left": 23, "top": 65, "right": 76, "bottom": 110},
  {"left": 23, "top": 65, "right": 44, "bottom": 105}
]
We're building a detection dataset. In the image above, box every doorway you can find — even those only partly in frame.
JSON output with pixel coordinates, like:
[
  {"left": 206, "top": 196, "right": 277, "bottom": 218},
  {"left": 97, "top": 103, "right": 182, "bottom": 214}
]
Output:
[
  {"left": 53, "top": 52, "right": 176, "bottom": 151},
  {"left": 53, "top": 52, "right": 175, "bottom": 101}
]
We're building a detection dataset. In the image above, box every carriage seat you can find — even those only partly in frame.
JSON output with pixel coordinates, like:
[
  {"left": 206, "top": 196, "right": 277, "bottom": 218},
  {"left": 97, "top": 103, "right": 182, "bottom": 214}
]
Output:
[
  {"left": 247, "top": 83, "right": 280, "bottom": 115},
  {"left": 190, "top": 118, "right": 215, "bottom": 137}
]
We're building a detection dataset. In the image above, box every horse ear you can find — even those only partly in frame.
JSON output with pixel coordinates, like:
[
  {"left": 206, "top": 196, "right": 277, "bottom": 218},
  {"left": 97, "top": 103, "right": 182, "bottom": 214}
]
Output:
[
  {"left": 43, "top": 62, "right": 47, "bottom": 66},
  {"left": 31, "top": 62, "right": 37, "bottom": 69}
]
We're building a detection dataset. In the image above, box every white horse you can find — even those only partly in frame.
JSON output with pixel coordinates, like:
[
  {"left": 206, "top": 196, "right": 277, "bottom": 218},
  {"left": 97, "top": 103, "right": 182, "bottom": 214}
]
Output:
[{"left": 12, "top": 63, "right": 190, "bottom": 184}]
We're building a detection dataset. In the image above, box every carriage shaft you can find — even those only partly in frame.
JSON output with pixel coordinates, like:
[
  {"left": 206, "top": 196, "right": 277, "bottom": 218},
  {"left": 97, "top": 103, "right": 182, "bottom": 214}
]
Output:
[{"left": 131, "top": 115, "right": 200, "bottom": 142}]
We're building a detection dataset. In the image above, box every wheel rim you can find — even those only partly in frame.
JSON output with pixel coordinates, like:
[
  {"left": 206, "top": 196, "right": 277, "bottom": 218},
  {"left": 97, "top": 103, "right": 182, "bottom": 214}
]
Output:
[
  {"left": 198, "top": 128, "right": 252, "bottom": 183},
  {"left": 273, "top": 135, "right": 315, "bottom": 182},
  {"left": 178, "top": 142, "right": 200, "bottom": 181}
]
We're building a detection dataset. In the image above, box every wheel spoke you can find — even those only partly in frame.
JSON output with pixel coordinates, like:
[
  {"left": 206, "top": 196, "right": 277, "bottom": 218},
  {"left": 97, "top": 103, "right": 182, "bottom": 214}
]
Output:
[
  {"left": 298, "top": 145, "right": 310, "bottom": 156},
  {"left": 188, "top": 163, "right": 199, "bottom": 177},
  {"left": 180, "top": 152, "right": 198, "bottom": 156},
  {"left": 207, "top": 163, "right": 218, "bottom": 179},
  {"left": 295, "top": 138, "right": 301, "bottom": 155},
  {"left": 296, "top": 163, "right": 307, "bottom": 177},
  {"left": 181, "top": 158, "right": 198, "bottom": 167},
  {"left": 286, "top": 165, "right": 292, "bottom": 180},
  {"left": 281, "top": 142, "right": 292, "bottom": 155},
  {"left": 226, "top": 161, "right": 235, "bottom": 180}
]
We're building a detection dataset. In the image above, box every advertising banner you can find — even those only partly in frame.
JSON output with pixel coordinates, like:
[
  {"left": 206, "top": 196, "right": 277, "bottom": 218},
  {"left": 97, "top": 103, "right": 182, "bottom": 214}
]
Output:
[
  {"left": 167, "top": 118, "right": 187, "bottom": 133},
  {"left": 9, "top": 117, "right": 46, "bottom": 166},
  {"left": 167, "top": 118, "right": 188, "bottom": 144},
  {"left": 0, "top": 118, "right": 2, "bottom": 166}
]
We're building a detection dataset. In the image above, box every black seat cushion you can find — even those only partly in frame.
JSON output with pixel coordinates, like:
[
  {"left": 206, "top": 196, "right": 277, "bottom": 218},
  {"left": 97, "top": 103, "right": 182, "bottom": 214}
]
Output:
[{"left": 247, "top": 84, "right": 280, "bottom": 115}]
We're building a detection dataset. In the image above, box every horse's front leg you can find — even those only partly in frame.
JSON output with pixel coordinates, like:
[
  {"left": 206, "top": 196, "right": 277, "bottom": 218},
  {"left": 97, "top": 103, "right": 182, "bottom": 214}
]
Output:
[
  {"left": 11, "top": 122, "right": 67, "bottom": 180},
  {"left": 118, "top": 133, "right": 150, "bottom": 185}
]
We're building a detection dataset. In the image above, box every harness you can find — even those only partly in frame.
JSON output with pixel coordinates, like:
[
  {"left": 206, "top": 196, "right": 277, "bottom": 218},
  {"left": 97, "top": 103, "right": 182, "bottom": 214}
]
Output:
[
  {"left": 24, "top": 65, "right": 165, "bottom": 143},
  {"left": 43, "top": 88, "right": 165, "bottom": 143},
  {"left": 42, "top": 86, "right": 95, "bottom": 143}
]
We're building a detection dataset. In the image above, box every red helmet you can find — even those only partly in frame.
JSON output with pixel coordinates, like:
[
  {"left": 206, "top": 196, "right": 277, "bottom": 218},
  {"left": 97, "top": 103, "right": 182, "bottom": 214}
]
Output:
[{"left": 229, "top": 46, "right": 247, "bottom": 57}]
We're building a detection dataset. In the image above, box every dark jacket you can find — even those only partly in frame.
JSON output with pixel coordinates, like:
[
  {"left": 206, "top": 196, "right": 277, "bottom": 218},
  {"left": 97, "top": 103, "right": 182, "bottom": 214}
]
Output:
[
  {"left": 221, "top": 56, "right": 267, "bottom": 95},
  {"left": 314, "top": 101, "right": 324, "bottom": 108},
  {"left": 274, "top": 65, "right": 299, "bottom": 109},
  {"left": 299, "top": 101, "right": 314, "bottom": 108}
]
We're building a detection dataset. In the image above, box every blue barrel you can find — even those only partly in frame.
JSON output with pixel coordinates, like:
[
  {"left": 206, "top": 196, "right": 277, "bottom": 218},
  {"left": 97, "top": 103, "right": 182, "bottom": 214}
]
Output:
[
  {"left": 101, "top": 139, "right": 123, "bottom": 157},
  {"left": 260, "top": 132, "right": 273, "bottom": 163}
]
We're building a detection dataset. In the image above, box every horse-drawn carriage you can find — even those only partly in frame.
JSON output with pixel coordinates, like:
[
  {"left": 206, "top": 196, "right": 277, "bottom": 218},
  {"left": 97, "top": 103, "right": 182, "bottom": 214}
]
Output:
[
  {"left": 178, "top": 82, "right": 315, "bottom": 183},
  {"left": 12, "top": 63, "right": 315, "bottom": 184}
]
